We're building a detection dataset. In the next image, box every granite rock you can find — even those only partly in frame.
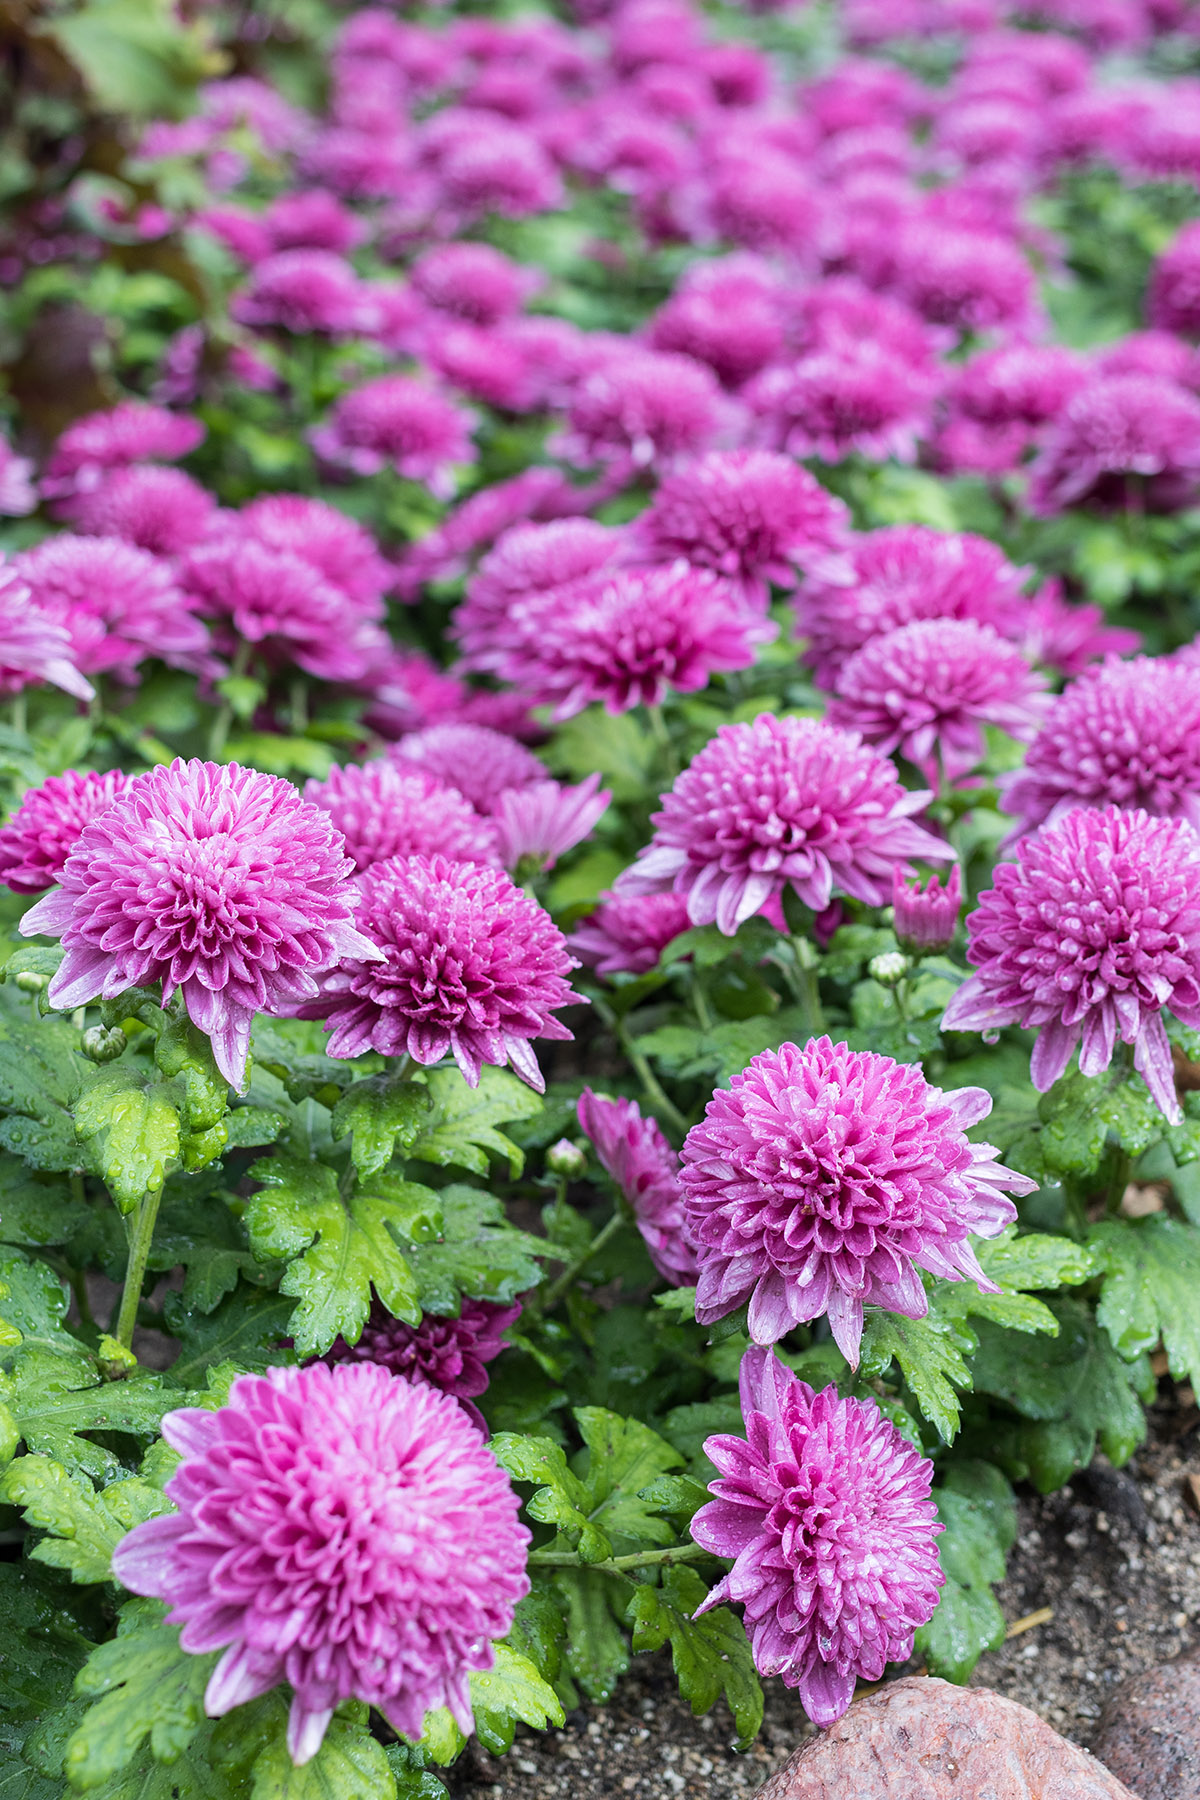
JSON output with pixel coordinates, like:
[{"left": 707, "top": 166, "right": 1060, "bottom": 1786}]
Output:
[{"left": 1092, "top": 1648, "right": 1200, "bottom": 1799}]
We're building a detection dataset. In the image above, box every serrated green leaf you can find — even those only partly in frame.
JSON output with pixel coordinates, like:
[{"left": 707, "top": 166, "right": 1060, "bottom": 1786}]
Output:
[
  {"left": 574, "top": 1408, "right": 683, "bottom": 1554},
  {"left": 407, "top": 1066, "right": 542, "bottom": 1177},
  {"left": 151, "top": 1017, "right": 228, "bottom": 1135},
  {"left": 0, "top": 1250, "right": 83, "bottom": 1361},
  {"left": 67, "top": 1607, "right": 215, "bottom": 1791},
  {"left": 331, "top": 1077, "right": 430, "bottom": 1179},
  {"left": 974, "top": 1227, "right": 1094, "bottom": 1292},
  {"left": 661, "top": 1398, "right": 744, "bottom": 1482},
  {"left": 553, "top": 1568, "right": 629, "bottom": 1704},
  {"left": 492, "top": 1433, "right": 610, "bottom": 1561},
  {"left": 0, "top": 1562, "right": 97, "bottom": 1718},
  {"left": 1037, "top": 1070, "right": 1166, "bottom": 1177},
  {"left": 915, "top": 1477, "right": 1012, "bottom": 1684},
  {"left": 163, "top": 1284, "right": 296, "bottom": 1390},
  {"left": 380, "top": 1751, "right": 446, "bottom": 1800},
  {"left": 2, "top": 1455, "right": 173, "bottom": 1584},
  {"left": 250, "top": 1711, "right": 397, "bottom": 1800},
  {"left": 626, "top": 1565, "right": 762, "bottom": 1749},
  {"left": 73, "top": 1070, "right": 181, "bottom": 1213},
  {"left": 0, "top": 1158, "right": 83, "bottom": 1249},
  {"left": 221, "top": 1106, "right": 286, "bottom": 1150},
  {"left": 1090, "top": 1215, "right": 1200, "bottom": 1386},
  {"left": 405, "top": 1184, "right": 546, "bottom": 1314},
  {"left": 859, "top": 1308, "right": 973, "bottom": 1443},
  {"left": 503, "top": 1584, "right": 565, "bottom": 1688},
  {"left": 0, "top": 1005, "right": 83, "bottom": 1173},
  {"left": 469, "top": 1643, "right": 564, "bottom": 1755},
  {"left": 10, "top": 1356, "right": 182, "bottom": 1482}
]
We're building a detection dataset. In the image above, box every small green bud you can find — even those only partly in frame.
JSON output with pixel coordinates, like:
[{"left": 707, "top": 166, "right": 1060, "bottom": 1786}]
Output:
[
  {"left": 82, "top": 1024, "right": 128, "bottom": 1064},
  {"left": 546, "top": 1137, "right": 587, "bottom": 1179},
  {"left": 868, "top": 951, "right": 911, "bottom": 988},
  {"left": 14, "top": 971, "right": 47, "bottom": 994},
  {"left": 97, "top": 1335, "right": 138, "bottom": 1381}
]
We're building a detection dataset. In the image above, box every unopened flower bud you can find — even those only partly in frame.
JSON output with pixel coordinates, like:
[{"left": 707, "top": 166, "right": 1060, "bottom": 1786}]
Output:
[
  {"left": 547, "top": 1137, "right": 587, "bottom": 1179},
  {"left": 893, "top": 864, "right": 962, "bottom": 956},
  {"left": 868, "top": 951, "right": 910, "bottom": 987},
  {"left": 82, "top": 1024, "right": 128, "bottom": 1064},
  {"left": 14, "top": 971, "right": 47, "bottom": 994}
]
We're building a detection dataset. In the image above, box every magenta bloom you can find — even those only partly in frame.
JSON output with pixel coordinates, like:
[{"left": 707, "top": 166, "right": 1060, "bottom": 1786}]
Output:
[
  {"left": 62, "top": 466, "right": 216, "bottom": 556},
  {"left": 498, "top": 563, "right": 773, "bottom": 721},
  {"left": 891, "top": 223, "right": 1036, "bottom": 334},
  {"left": 453, "top": 519, "right": 629, "bottom": 672},
  {"left": 706, "top": 154, "right": 822, "bottom": 259},
  {"left": 394, "top": 468, "right": 576, "bottom": 601},
  {"left": 559, "top": 349, "right": 727, "bottom": 475},
  {"left": 22, "top": 759, "right": 378, "bottom": 1088},
  {"left": 577, "top": 1089, "right": 699, "bottom": 1286},
  {"left": 326, "top": 1297, "right": 521, "bottom": 1427},
  {"left": 745, "top": 343, "right": 933, "bottom": 466},
  {"left": 311, "top": 853, "right": 581, "bottom": 1091},
  {"left": 636, "top": 450, "right": 849, "bottom": 603},
  {"left": 0, "top": 769, "right": 129, "bottom": 894},
  {"left": 1026, "top": 376, "right": 1200, "bottom": 515},
  {"left": 310, "top": 375, "right": 476, "bottom": 498},
  {"left": 827, "top": 619, "right": 1049, "bottom": 787},
  {"left": 690, "top": 1348, "right": 943, "bottom": 1726},
  {"left": 951, "top": 343, "right": 1088, "bottom": 428},
  {"left": 569, "top": 889, "right": 691, "bottom": 976},
  {"left": 16, "top": 536, "right": 210, "bottom": 681},
  {"left": 1148, "top": 220, "right": 1200, "bottom": 338},
  {"left": 264, "top": 188, "right": 365, "bottom": 256},
  {"left": 411, "top": 242, "right": 538, "bottom": 325},
  {"left": 493, "top": 775, "right": 611, "bottom": 873},
  {"left": 893, "top": 865, "right": 962, "bottom": 955},
  {"left": 1003, "top": 655, "right": 1200, "bottom": 838},
  {"left": 0, "top": 435, "right": 36, "bottom": 517},
  {"left": 41, "top": 402, "right": 204, "bottom": 500},
  {"left": 617, "top": 714, "right": 951, "bottom": 935},
  {"left": 648, "top": 274, "right": 785, "bottom": 389},
  {"left": 0, "top": 565, "right": 93, "bottom": 702},
  {"left": 182, "top": 539, "right": 386, "bottom": 683},
  {"left": 238, "top": 494, "right": 391, "bottom": 611},
  {"left": 680, "top": 1036, "right": 1035, "bottom": 1363},
  {"left": 392, "top": 723, "right": 544, "bottom": 815},
  {"left": 1017, "top": 581, "right": 1141, "bottom": 679},
  {"left": 795, "top": 525, "right": 1032, "bottom": 690},
  {"left": 233, "top": 251, "right": 368, "bottom": 337},
  {"left": 304, "top": 761, "right": 497, "bottom": 874},
  {"left": 110, "top": 1363, "right": 529, "bottom": 1763}
]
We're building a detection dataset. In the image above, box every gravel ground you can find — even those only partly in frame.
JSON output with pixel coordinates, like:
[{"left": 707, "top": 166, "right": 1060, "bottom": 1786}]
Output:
[{"left": 445, "top": 1381, "right": 1200, "bottom": 1800}]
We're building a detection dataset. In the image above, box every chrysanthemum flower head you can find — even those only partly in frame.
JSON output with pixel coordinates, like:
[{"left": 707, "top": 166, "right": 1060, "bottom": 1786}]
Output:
[
  {"left": 890, "top": 221, "right": 1037, "bottom": 334},
  {"left": 309, "top": 852, "right": 582, "bottom": 1091},
  {"left": 111, "top": 1363, "right": 529, "bottom": 1763},
  {"left": 577, "top": 1090, "right": 699, "bottom": 1285},
  {"left": 61, "top": 465, "right": 217, "bottom": 556},
  {"left": 15, "top": 535, "right": 209, "bottom": 680},
  {"left": 1095, "top": 329, "right": 1199, "bottom": 386},
  {"left": 493, "top": 774, "right": 611, "bottom": 874},
  {"left": 647, "top": 275, "right": 785, "bottom": 389},
  {"left": 744, "top": 342, "right": 933, "bottom": 465},
  {"left": 893, "top": 864, "right": 962, "bottom": 955},
  {"left": 453, "top": 519, "right": 629, "bottom": 671},
  {"left": 390, "top": 723, "right": 544, "bottom": 815},
  {"left": 305, "top": 760, "right": 498, "bottom": 873},
  {"left": 0, "top": 565, "right": 93, "bottom": 702},
  {"left": 1148, "top": 219, "right": 1200, "bottom": 338},
  {"left": 0, "top": 435, "right": 36, "bottom": 517},
  {"left": 690, "top": 1347, "right": 943, "bottom": 1726},
  {"left": 569, "top": 888, "right": 691, "bottom": 976},
  {"left": 237, "top": 494, "right": 391, "bottom": 611},
  {"left": 943, "top": 805, "right": 1200, "bottom": 1121},
  {"left": 1026, "top": 375, "right": 1200, "bottom": 515},
  {"left": 0, "top": 769, "right": 129, "bottom": 894},
  {"left": 680, "top": 1035, "right": 1036, "bottom": 1362},
  {"left": 41, "top": 402, "right": 204, "bottom": 500},
  {"left": 1017, "top": 581, "right": 1140, "bottom": 679},
  {"left": 182, "top": 538, "right": 386, "bottom": 684},
  {"left": 558, "top": 349, "right": 728, "bottom": 475},
  {"left": 827, "top": 618, "right": 1050, "bottom": 787},
  {"left": 233, "top": 250, "right": 368, "bottom": 336},
  {"left": 706, "top": 154, "right": 823, "bottom": 259},
  {"left": 326, "top": 1296, "right": 521, "bottom": 1430},
  {"left": 1004, "top": 654, "right": 1200, "bottom": 836},
  {"left": 22, "top": 759, "right": 379, "bottom": 1087},
  {"left": 952, "top": 342, "right": 1089, "bottom": 426},
  {"left": 617, "top": 713, "right": 952, "bottom": 934},
  {"left": 264, "top": 188, "right": 366, "bottom": 255},
  {"left": 310, "top": 375, "right": 476, "bottom": 497},
  {"left": 411, "top": 242, "right": 539, "bottom": 325}
]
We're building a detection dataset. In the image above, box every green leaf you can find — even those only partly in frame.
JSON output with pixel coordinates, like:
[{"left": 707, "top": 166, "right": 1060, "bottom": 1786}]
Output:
[
  {"left": 553, "top": 1569, "right": 629, "bottom": 1704},
  {"left": 404, "top": 1184, "right": 547, "bottom": 1314},
  {"left": 151, "top": 1017, "right": 228, "bottom": 1135},
  {"left": 551, "top": 708, "right": 654, "bottom": 804},
  {"left": 249, "top": 1710, "right": 397, "bottom": 1800},
  {"left": 47, "top": 0, "right": 213, "bottom": 119},
  {"left": 974, "top": 1228, "right": 1095, "bottom": 1292},
  {"left": 469, "top": 1644, "right": 565, "bottom": 1755},
  {"left": 66, "top": 1606, "right": 215, "bottom": 1791},
  {"left": 627, "top": 1565, "right": 762, "bottom": 1750},
  {"left": 573, "top": 1408, "right": 683, "bottom": 1554},
  {"left": 0, "top": 1561, "right": 97, "bottom": 1719},
  {"left": 1, "top": 1455, "right": 171, "bottom": 1584},
  {"left": 1089, "top": 1215, "right": 1200, "bottom": 1386},
  {"left": 859, "top": 1308, "right": 973, "bottom": 1443},
  {"left": 9, "top": 1355, "right": 183, "bottom": 1482},
  {"left": 331, "top": 1077, "right": 430, "bottom": 1179},
  {"left": 73, "top": 1069, "right": 181, "bottom": 1213},
  {"left": 0, "top": 1250, "right": 83, "bottom": 1361},
  {"left": 1037, "top": 1070, "right": 1166, "bottom": 1177},
  {"left": 163, "top": 1284, "right": 296, "bottom": 1390},
  {"left": 0, "top": 1006, "right": 83, "bottom": 1173},
  {"left": 492, "top": 1434, "right": 610, "bottom": 1561},
  {"left": 915, "top": 1468, "right": 1015, "bottom": 1684},
  {"left": 0, "top": 1158, "right": 83, "bottom": 1249},
  {"left": 407, "top": 1066, "right": 542, "bottom": 1178}
]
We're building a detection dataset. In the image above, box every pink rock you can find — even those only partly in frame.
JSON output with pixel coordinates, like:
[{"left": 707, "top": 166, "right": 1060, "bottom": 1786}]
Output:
[
  {"left": 1092, "top": 1648, "right": 1200, "bottom": 1798},
  {"left": 754, "top": 1677, "right": 1138, "bottom": 1800}
]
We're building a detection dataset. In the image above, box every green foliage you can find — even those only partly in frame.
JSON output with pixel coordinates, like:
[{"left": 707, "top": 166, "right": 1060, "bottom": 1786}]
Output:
[
  {"left": 627, "top": 1567, "right": 762, "bottom": 1749},
  {"left": 66, "top": 1604, "right": 215, "bottom": 1791},
  {"left": 859, "top": 1307, "right": 974, "bottom": 1444},
  {"left": 1089, "top": 1215, "right": 1200, "bottom": 1387},
  {"left": 916, "top": 1462, "right": 1017, "bottom": 1683},
  {"left": 406, "top": 1066, "right": 542, "bottom": 1177},
  {"left": 73, "top": 1069, "right": 181, "bottom": 1214},
  {"left": 1, "top": 1456, "right": 170, "bottom": 1584}
]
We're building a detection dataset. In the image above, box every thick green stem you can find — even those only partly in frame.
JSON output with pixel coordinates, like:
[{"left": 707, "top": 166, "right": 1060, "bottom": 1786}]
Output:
[
  {"left": 543, "top": 1209, "right": 626, "bottom": 1310},
  {"left": 788, "top": 936, "right": 825, "bottom": 1038},
  {"left": 646, "top": 703, "right": 678, "bottom": 784},
  {"left": 614, "top": 1017, "right": 689, "bottom": 1136},
  {"left": 113, "top": 1187, "right": 164, "bottom": 1351},
  {"left": 528, "top": 1541, "right": 709, "bottom": 1574},
  {"left": 10, "top": 692, "right": 26, "bottom": 737},
  {"left": 207, "top": 641, "right": 253, "bottom": 761}
]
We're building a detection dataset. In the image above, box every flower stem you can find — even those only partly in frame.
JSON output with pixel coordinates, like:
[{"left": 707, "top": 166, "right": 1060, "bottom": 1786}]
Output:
[
  {"left": 113, "top": 1186, "right": 164, "bottom": 1352},
  {"left": 613, "top": 1016, "right": 689, "bottom": 1137},
  {"left": 10, "top": 692, "right": 26, "bottom": 737},
  {"left": 542, "top": 1209, "right": 626, "bottom": 1310},
  {"left": 207, "top": 641, "right": 253, "bottom": 761},
  {"left": 528, "top": 1541, "right": 709, "bottom": 1574},
  {"left": 646, "top": 703, "right": 678, "bottom": 784}
]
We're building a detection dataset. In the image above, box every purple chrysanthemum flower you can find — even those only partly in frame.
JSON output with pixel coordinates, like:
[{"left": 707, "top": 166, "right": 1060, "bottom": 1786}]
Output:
[
  {"left": 577, "top": 1089, "right": 699, "bottom": 1286},
  {"left": 891, "top": 222, "right": 1036, "bottom": 334},
  {"left": 795, "top": 525, "right": 1032, "bottom": 690},
  {"left": 232, "top": 250, "right": 368, "bottom": 337},
  {"left": 679, "top": 1035, "right": 1035, "bottom": 1363},
  {"left": 635, "top": 451, "right": 850, "bottom": 604},
  {"left": 558, "top": 349, "right": 728, "bottom": 476},
  {"left": 452, "top": 519, "right": 629, "bottom": 673},
  {"left": 950, "top": 342, "right": 1088, "bottom": 427},
  {"left": 21, "top": 759, "right": 380, "bottom": 1088},
  {"left": 61, "top": 465, "right": 217, "bottom": 556},
  {"left": 264, "top": 188, "right": 365, "bottom": 256},
  {"left": 689, "top": 1347, "right": 944, "bottom": 1726},
  {"left": 1026, "top": 376, "right": 1200, "bottom": 516},
  {"left": 304, "top": 761, "right": 498, "bottom": 874},
  {"left": 827, "top": 618, "right": 1050, "bottom": 788},
  {"left": 391, "top": 723, "right": 544, "bottom": 815},
  {"left": 182, "top": 539, "right": 387, "bottom": 684},
  {"left": 394, "top": 468, "right": 576, "bottom": 602},
  {"left": 1017, "top": 580, "right": 1141, "bottom": 679},
  {"left": 41, "top": 402, "right": 204, "bottom": 500},
  {"left": 411, "top": 242, "right": 538, "bottom": 325},
  {"left": 745, "top": 343, "right": 933, "bottom": 466},
  {"left": 616, "top": 714, "right": 952, "bottom": 935},
  {"left": 0, "top": 769, "right": 129, "bottom": 894},
  {"left": 238, "top": 495, "right": 392, "bottom": 611},
  {"left": 497, "top": 562, "right": 773, "bottom": 721},
  {"left": 569, "top": 889, "right": 691, "bottom": 976},
  {"left": 1003, "top": 655, "right": 1200, "bottom": 837},
  {"left": 942, "top": 805, "right": 1200, "bottom": 1121},
  {"left": 326, "top": 1296, "right": 521, "bottom": 1431},
  {"left": 309, "top": 852, "right": 582, "bottom": 1091},
  {"left": 0, "top": 435, "right": 36, "bottom": 517},
  {"left": 15, "top": 535, "right": 210, "bottom": 680},
  {"left": 1148, "top": 220, "right": 1200, "bottom": 338},
  {"left": 493, "top": 775, "right": 611, "bottom": 874},
  {"left": 310, "top": 375, "right": 476, "bottom": 498},
  {"left": 0, "top": 565, "right": 93, "bottom": 702},
  {"left": 110, "top": 1363, "right": 529, "bottom": 1763},
  {"left": 647, "top": 274, "right": 785, "bottom": 389},
  {"left": 893, "top": 865, "right": 962, "bottom": 955}
]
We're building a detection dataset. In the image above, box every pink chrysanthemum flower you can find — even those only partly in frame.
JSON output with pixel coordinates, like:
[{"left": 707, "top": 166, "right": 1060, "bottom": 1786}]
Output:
[
  {"left": 182, "top": 539, "right": 386, "bottom": 683},
  {"left": 326, "top": 1297, "right": 521, "bottom": 1431},
  {"left": 827, "top": 619, "right": 1050, "bottom": 787},
  {"left": 680, "top": 1036, "right": 1035, "bottom": 1362},
  {"left": 391, "top": 723, "right": 544, "bottom": 815},
  {"left": 1148, "top": 220, "right": 1200, "bottom": 338},
  {"left": 304, "top": 761, "right": 498, "bottom": 874},
  {"left": 890, "top": 222, "right": 1037, "bottom": 334},
  {"left": 1003, "top": 655, "right": 1200, "bottom": 837},
  {"left": 617, "top": 714, "right": 951, "bottom": 934},
  {"left": 310, "top": 852, "right": 581, "bottom": 1090},
  {"left": 558, "top": 350, "right": 728, "bottom": 475},
  {"left": 497, "top": 563, "right": 773, "bottom": 722},
  {"left": 411, "top": 242, "right": 538, "bottom": 325},
  {"left": 237, "top": 494, "right": 391, "bottom": 611},
  {"left": 453, "top": 519, "right": 629, "bottom": 672},
  {"left": 943, "top": 806, "right": 1200, "bottom": 1122},
  {"left": 110, "top": 1363, "right": 530, "bottom": 1763},
  {"left": 893, "top": 864, "right": 963, "bottom": 955},
  {"left": 744, "top": 344, "right": 933, "bottom": 466},
  {"left": 233, "top": 250, "right": 368, "bottom": 337},
  {"left": 264, "top": 188, "right": 365, "bottom": 256},
  {"left": 569, "top": 889, "right": 691, "bottom": 976},
  {"left": 951, "top": 343, "right": 1088, "bottom": 428},
  {"left": 434, "top": 121, "right": 564, "bottom": 223},
  {"left": 706, "top": 155, "right": 823, "bottom": 260},
  {"left": 0, "top": 565, "right": 93, "bottom": 702},
  {"left": 1026, "top": 376, "right": 1200, "bottom": 516},
  {"left": 690, "top": 1347, "right": 944, "bottom": 1726},
  {"left": 41, "top": 402, "right": 204, "bottom": 500},
  {"left": 0, "top": 769, "right": 129, "bottom": 894},
  {"left": 394, "top": 468, "right": 576, "bottom": 602},
  {"left": 1017, "top": 580, "right": 1140, "bottom": 679},
  {"left": 795, "top": 525, "right": 1032, "bottom": 690},
  {"left": 493, "top": 774, "right": 611, "bottom": 873},
  {"left": 61, "top": 465, "right": 217, "bottom": 556},
  {"left": 647, "top": 275, "right": 785, "bottom": 389},
  {"left": 0, "top": 435, "right": 36, "bottom": 517},
  {"left": 310, "top": 376, "right": 476, "bottom": 498},
  {"left": 636, "top": 451, "right": 850, "bottom": 605},
  {"left": 14, "top": 536, "right": 209, "bottom": 680},
  {"left": 1095, "top": 330, "right": 1199, "bottom": 385},
  {"left": 577, "top": 1089, "right": 699, "bottom": 1286},
  {"left": 22, "top": 759, "right": 379, "bottom": 1088}
]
